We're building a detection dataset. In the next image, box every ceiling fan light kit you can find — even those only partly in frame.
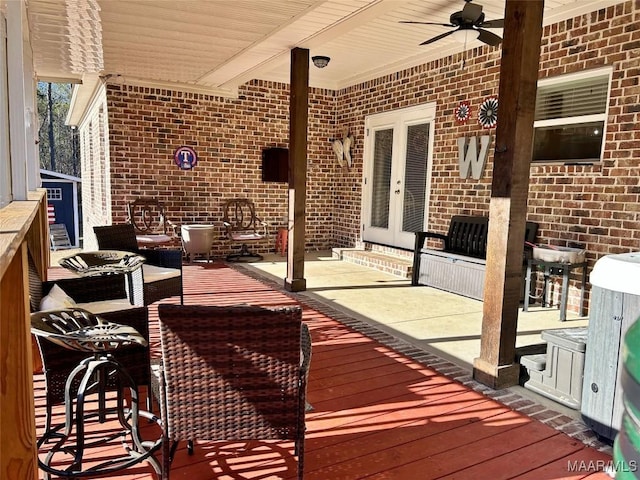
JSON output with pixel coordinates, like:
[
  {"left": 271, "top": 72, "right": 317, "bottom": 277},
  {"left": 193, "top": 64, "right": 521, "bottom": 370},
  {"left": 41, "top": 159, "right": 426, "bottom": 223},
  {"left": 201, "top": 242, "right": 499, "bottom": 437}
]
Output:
[{"left": 450, "top": 28, "right": 480, "bottom": 43}]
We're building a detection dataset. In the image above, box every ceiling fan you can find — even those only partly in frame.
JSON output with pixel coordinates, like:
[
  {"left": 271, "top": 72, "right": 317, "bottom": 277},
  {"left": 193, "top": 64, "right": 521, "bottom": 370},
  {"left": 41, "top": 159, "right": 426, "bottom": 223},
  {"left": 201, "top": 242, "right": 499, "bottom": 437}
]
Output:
[{"left": 400, "top": 0, "right": 504, "bottom": 47}]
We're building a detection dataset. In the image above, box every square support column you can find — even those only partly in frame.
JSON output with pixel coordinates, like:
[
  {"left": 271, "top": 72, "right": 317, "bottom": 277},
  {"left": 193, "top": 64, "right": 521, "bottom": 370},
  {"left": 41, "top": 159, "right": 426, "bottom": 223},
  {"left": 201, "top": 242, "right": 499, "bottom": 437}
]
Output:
[
  {"left": 285, "top": 47, "right": 309, "bottom": 292},
  {"left": 473, "top": 0, "right": 544, "bottom": 389}
]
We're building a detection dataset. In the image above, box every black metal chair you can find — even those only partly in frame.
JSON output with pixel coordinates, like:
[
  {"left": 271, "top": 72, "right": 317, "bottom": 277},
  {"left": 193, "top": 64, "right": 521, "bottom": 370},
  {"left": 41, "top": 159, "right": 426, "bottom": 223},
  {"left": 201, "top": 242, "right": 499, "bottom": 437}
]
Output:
[
  {"left": 222, "top": 198, "right": 268, "bottom": 262},
  {"left": 127, "top": 197, "right": 179, "bottom": 248}
]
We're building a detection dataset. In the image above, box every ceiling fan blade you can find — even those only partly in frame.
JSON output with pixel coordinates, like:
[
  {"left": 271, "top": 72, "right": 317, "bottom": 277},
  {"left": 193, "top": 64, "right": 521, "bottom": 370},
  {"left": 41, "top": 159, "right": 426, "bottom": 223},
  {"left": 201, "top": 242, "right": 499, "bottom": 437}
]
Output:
[
  {"left": 420, "top": 30, "right": 455, "bottom": 46},
  {"left": 480, "top": 18, "right": 504, "bottom": 28},
  {"left": 477, "top": 28, "right": 502, "bottom": 46},
  {"left": 461, "top": 2, "right": 483, "bottom": 23},
  {"left": 400, "top": 20, "right": 454, "bottom": 27}
]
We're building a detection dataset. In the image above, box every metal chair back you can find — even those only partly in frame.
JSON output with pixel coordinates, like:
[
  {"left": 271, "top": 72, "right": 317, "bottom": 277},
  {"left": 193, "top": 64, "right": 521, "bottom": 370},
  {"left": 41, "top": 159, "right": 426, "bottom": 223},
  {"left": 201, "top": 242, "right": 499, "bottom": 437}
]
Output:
[{"left": 128, "top": 197, "right": 175, "bottom": 236}]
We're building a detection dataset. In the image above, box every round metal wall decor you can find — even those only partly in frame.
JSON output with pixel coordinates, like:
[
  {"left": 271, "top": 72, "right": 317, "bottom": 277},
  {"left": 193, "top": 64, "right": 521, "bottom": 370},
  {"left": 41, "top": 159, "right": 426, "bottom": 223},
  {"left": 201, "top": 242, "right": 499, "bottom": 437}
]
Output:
[
  {"left": 174, "top": 146, "right": 198, "bottom": 170},
  {"left": 478, "top": 96, "right": 498, "bottom": 129},
  {"left": 454, "top": 100, "right": 471, "bottom": 125}
]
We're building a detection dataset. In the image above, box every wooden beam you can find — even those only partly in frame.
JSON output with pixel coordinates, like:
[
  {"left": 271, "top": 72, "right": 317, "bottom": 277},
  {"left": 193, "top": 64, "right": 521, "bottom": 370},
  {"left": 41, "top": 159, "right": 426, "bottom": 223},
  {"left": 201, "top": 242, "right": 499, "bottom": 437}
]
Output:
[
  {"left": 473, "top": 0, "right": 544, "bottom": 389},
  {"left": 285, "top": 47, "right": 309, "bottom": 292}
]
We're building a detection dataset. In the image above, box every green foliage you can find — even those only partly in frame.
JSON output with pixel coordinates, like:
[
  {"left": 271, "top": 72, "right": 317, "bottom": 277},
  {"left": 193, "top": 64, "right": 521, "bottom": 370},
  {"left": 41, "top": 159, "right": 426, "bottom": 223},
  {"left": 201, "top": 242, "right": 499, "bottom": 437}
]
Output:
[{"left": 37, "top": 82, "right": 80, "bottom": 177}]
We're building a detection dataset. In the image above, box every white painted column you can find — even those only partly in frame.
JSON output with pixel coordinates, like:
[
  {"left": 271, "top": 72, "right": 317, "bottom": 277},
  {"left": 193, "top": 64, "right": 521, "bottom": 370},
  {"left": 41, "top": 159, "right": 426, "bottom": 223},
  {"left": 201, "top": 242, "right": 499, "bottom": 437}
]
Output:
[
  {"left": 23, "top": 46, "right": 39, "bottom": 191},
  {"left": 0, "top": 13, "right": 12, "bottom": 208},
  {"left": 6, "top": 0, "right": 29, "bottom": 200}
]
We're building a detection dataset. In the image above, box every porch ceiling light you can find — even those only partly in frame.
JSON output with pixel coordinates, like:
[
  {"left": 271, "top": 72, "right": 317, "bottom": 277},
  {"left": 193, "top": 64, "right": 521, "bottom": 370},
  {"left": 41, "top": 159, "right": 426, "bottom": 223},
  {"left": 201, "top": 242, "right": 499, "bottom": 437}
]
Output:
[{"left": 312, "top": 56, "right": 331, "bottom": 68}]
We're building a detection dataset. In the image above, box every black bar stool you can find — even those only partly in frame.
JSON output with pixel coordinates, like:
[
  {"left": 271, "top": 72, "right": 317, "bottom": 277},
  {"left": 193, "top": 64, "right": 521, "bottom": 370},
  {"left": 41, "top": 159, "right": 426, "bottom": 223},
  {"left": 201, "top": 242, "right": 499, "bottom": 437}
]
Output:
[{"left": 31, "top": 308, "right": 161, "bottom": 478}]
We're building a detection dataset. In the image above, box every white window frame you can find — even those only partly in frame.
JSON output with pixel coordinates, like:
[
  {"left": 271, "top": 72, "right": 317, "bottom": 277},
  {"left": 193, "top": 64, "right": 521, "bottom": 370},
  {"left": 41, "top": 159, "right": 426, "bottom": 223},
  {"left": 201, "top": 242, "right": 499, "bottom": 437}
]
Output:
[
  {"left": 533, "top": 67, "right": 612, "bottom": 163},
  {"left": 47, "top": 187, "right": 63, "bottom": 201}
]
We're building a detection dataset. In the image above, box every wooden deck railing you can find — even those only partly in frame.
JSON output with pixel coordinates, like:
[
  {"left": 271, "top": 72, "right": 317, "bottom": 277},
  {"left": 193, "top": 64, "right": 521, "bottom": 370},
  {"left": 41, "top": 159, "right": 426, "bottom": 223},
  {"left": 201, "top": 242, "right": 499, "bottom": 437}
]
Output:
[{"left": 0, "top": 189, "right": 48, "bottom": 480}]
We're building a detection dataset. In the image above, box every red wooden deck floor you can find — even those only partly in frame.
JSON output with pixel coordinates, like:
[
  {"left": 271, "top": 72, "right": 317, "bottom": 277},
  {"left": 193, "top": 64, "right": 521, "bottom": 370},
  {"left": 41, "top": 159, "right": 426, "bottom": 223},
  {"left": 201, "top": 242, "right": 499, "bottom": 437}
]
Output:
[{"left": 37, "top": 262, "right": 614, "bottom": 480}]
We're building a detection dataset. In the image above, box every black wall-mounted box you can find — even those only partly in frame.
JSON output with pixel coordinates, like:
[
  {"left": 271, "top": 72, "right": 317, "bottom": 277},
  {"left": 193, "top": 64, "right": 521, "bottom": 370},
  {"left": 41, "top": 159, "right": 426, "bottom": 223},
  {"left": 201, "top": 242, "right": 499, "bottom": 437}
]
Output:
[{"left": 261, "top": 147, "right": 289, "bottom": 183}]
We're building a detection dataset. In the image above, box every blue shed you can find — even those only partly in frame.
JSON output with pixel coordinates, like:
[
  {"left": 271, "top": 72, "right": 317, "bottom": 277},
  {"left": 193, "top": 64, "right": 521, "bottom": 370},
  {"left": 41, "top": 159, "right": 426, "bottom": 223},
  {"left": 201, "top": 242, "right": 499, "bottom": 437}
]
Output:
[{"left": 40, "top": 169, "right": 81, "bottom": 249}]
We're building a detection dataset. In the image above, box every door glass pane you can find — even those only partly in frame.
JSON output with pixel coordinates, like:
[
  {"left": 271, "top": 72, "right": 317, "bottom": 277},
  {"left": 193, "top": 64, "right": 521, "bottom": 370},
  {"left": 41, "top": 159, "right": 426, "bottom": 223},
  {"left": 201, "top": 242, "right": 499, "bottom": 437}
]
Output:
[
  {"left": 370, "top": 128, "right": 393, "bottom": 228},
  {"left": 402, "top": 123, "right": 429, "bottom": 232}
]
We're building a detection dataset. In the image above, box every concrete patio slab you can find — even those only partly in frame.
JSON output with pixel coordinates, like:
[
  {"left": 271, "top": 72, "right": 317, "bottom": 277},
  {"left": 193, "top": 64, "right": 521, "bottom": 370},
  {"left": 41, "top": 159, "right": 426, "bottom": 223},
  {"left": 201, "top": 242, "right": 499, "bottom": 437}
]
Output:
[
  {"left": 240, "top": 251, "right": 593, "bottom": 424},
  {"left": 243, "top": 251, "right": 589, "bottom": 371}
]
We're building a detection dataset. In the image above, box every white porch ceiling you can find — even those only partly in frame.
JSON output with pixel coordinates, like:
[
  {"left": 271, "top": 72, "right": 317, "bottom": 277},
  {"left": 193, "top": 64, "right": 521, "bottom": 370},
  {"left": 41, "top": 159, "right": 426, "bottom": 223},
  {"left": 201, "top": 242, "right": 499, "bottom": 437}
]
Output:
[{"left": 26, "top": 0, "right": 623, "bottom": 96}]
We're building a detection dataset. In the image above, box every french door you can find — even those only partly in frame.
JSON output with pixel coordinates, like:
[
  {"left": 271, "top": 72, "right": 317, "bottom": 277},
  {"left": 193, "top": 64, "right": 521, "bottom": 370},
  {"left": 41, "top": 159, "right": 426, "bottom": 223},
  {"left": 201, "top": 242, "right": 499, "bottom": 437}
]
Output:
[{"left": 362, "top": 104, "right": 435, "bottom": 250}]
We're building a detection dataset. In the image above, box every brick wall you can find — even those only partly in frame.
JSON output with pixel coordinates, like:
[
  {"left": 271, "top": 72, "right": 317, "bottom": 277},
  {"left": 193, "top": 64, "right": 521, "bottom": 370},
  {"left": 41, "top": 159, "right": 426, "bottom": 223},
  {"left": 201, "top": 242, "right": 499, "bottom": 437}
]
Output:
[
  {"left": 333, "top": 1, "right": 639, "bottom": 313},
  {"left": 105, "top": 80, "right": 336, "bottom": 256},
  {"left": 101, "top": 1, "right": 639, "bottom": 313}
]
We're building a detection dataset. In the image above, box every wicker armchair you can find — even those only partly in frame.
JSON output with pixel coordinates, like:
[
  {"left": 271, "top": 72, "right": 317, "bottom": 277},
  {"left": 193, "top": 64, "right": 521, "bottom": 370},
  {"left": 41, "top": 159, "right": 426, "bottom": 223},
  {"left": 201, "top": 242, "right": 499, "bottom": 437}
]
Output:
[
  {"left": 156, "top": 304, "right": 309, "bottom": 480},
  {"left": 27, "top": 256, "right": 152, "bottom": 432},
  {"left": 94, "top": 224, "right": 183, "bottom": 305}
]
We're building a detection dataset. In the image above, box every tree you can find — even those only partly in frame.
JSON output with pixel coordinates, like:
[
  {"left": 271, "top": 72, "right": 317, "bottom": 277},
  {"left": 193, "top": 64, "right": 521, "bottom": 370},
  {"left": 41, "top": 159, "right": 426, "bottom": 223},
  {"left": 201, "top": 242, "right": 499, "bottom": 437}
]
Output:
[
  {"left": 37, "top": 82, "right": 79, "bottom": 176},
  {"left": 47, "top": 83, "right": 56, "bottom": 171}
]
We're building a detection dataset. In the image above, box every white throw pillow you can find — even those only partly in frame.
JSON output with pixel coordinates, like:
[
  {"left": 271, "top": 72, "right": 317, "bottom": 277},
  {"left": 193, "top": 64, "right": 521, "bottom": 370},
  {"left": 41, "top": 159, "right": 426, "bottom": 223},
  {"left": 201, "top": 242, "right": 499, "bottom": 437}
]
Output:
[{"left": 39, "top": 284, "right": 77, "bottom": 311}]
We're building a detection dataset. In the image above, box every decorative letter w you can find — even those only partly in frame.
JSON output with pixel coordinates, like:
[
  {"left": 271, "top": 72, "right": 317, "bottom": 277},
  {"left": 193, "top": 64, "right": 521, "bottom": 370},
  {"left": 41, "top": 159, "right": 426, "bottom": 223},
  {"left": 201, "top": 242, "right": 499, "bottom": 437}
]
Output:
[{"left": 457, "top": 136, "right": 491, "bottom": 180}]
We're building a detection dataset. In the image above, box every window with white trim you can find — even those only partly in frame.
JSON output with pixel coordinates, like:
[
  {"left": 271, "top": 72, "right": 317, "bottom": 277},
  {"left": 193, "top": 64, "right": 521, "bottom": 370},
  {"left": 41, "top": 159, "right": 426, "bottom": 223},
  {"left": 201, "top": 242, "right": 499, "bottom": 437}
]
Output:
[{"left": 532, "top": 68, "right": 611, "bottom": 163}]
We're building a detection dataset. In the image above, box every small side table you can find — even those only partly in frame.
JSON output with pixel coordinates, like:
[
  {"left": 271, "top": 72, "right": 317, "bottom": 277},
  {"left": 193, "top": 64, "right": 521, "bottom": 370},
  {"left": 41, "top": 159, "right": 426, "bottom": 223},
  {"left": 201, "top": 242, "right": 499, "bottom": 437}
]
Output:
[{"left": 523, "top": 258, "right": 587, "bottom": 321}]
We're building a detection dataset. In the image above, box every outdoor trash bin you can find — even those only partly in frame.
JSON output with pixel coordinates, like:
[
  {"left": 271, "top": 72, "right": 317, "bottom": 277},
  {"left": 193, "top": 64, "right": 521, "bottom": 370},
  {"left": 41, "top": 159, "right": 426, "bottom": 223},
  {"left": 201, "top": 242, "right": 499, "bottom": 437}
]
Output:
[{"left": 581, "top": 252, "right": 640, "bottom": 442}]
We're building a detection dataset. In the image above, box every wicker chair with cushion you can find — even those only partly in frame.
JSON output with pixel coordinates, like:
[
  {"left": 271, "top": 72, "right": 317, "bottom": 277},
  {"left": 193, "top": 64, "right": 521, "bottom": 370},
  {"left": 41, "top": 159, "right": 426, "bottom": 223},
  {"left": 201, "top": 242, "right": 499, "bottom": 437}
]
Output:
[
  {"left": 94, "top": 224, "right": 183, "bottom": 305},
  {"left": 222, "top": 198, "right": 268, "bottom": 262},
  {"left": 156, "top": 304, "right": 309, "bottom": 480},
  {"left": 27, "top": 255, "right": 152, "bottom": 432}
]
